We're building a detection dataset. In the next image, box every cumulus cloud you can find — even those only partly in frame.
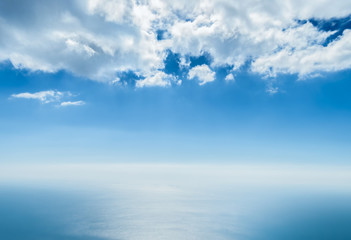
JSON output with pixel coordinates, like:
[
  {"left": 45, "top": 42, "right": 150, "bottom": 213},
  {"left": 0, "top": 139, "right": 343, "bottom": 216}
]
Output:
[
  {"left": 0, "top": 0, "right": 166, "bottom": 81},
  {"left": 252, "top": 29, "right": 351, "bottom": 78},
  {"left": 164, "top": 1, "right": 351, "bottom": 77},
  {"left": 60, "top": 100, "right": 85, "bottom": 106},
  {"left": 225, "top": 73, "right": 235, "bottom": 82},
  {"left": 0, "top": 0, "right": 351, "bottom": 85},
  {"left": 136, "top": 71, "right": 175, "bottom": 88},
  {"left": 188, "top": 64, "right": 215, "bottom": 85}
]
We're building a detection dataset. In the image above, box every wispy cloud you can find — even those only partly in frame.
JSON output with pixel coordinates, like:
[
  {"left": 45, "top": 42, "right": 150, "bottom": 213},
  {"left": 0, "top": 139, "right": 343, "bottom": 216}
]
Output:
[
  {"left": 266, "top": 86, "right": 279, "bottom": 95},
  {"left": 11, "top": 90, "right": 65, "bottom": 103},
  {"left": 10, "top": 90, "right": 84, "bottom": 106},
  {"left": 60, "top": 101, "right": 85, "bottom": 107}
]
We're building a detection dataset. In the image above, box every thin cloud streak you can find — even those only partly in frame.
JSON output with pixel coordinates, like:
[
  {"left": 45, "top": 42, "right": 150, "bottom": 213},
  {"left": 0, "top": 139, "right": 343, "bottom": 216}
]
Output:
[
  {"left": 60, "top": 100, "right": 85, "bottom": 106},
  {"left": 10, "top": 90, "right": 65, "bottom": 103}
]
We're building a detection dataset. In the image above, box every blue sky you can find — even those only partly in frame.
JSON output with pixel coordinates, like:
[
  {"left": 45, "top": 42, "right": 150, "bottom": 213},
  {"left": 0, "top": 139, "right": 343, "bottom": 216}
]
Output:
[{"left": 0, "top": 0, "right": 351, "bottom": 164}]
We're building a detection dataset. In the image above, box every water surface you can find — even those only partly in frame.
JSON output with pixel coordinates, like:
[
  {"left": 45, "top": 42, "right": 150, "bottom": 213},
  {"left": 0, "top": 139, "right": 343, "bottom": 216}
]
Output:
[{"left": 1, "top": 164, "right": 350, "bottom": 240}]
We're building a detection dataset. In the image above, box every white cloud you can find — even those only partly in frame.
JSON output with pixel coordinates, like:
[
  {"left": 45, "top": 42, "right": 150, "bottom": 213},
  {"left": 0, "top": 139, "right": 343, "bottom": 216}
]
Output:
[
  {"left": 0, "top": 0, "right": 165, "bottom": 81},
  {"left": 10, "top": 90, "right": 84, "bottom": 105},
  {"left": 252, "top": 30, "right": 351, "bottom": 78},
  {"left": 266, "top": 86, "right": 279, "bottom": 95},
  {"left": 162, "top": 0, "right": 351, "bottom": 78},
  {"left": 225, "top": 73, "right": 235, "bottom": 82},
  {"left": 0, "top": 0, "right": 351, "bottom": 83},
  {"left": 109, "top": 77, "right": 122, "bottom": 85},
  {"left": 179, "top": 57, "right": 191, "bottom": 68},
  {"left": 136, "top": 71, "right": 175, "bottom": 88},
  {"left": 188, "top": 64, "right": 215, "bottom": 85},
  {"left": 65, "top": 39, "right": 96, "bottom": 57},
  {"left": 11, "top": 90, "right": 65, "bottom": 103},
  {"left": 60, "top": 100, "right": 85, "bottom": 106}
]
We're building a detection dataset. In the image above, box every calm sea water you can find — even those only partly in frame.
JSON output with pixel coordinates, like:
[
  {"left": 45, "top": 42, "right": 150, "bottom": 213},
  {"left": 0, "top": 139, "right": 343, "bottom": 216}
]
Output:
[{"left": 0, "top": 164, "right": 351, "bottom": 240}]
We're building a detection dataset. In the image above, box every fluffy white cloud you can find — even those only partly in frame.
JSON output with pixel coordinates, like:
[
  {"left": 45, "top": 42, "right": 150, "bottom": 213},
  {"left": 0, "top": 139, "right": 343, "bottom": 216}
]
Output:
[
  {"left": 11, "top": 90, "right": 65, "bottom": 103},
  {"left": 188, "top": 64, "right": 215, "bottom": 85},
  {"left": 0, "top": 0, "right": 166, "bottom": 81},
  {"left": 136, "top": 71, "right": 175, "bottom": 88},
  {"left": 225, "top": 73, "right": 235, "bottom": 82},
  {"left": 60, "top": 100, "right": 85, "bottom": 106},
  {"left": 0, "top": 0, "right": 351, "bottom": 84},
  {"left": 252, "top": 30, "right": 351, "bottom": 78}
]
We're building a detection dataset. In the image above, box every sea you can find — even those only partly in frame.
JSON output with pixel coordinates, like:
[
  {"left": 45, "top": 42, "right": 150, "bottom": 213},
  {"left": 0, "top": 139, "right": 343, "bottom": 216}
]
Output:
[{"left": 0, "top": 164, "right": 350, "bottom": 240}]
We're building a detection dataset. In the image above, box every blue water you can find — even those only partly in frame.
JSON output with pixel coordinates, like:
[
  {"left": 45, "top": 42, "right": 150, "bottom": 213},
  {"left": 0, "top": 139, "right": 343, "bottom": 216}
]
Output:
[{"left": 1, "top": 165, "right": 351, "bottom": 240}]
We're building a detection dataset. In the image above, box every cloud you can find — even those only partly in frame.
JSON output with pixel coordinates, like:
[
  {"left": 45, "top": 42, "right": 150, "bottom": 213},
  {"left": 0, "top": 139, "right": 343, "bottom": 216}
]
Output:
[
  {"left": 266, "top": 86, "right": 279, "bottom": 95},
  {"left": 225, "top": 73, "right": 235, "bottom": 82},
  {"left": 10, "top": 90, "right": 84, "bottom": 106},
  {"left": 136, "top": 71, "right": 175, "bottom": 88},
  {"left": 252, "top": 29, "right": 351, "bottom": 78},
  {"left": 0, "top": 0, "right": 165, "bottom": 81},
  {"left": 10, "top": 90, "right": 65, "bottom": 103},
  {"left": 165, "top": 1, "right": 351, "bottom": 76},
  {"left": 60, "top": 100, "right": 85, "bottom": 106},
  {"left": 188, "top": 64, "right": 215, "bottom": 85},
  {"left": 0, "top": 0, "right": 351, "bottom": 84}
]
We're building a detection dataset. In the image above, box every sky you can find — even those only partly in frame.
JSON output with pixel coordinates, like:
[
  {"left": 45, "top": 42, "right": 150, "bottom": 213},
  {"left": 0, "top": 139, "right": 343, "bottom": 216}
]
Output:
[{"left": 0, "top": 0, "right": 351, "bottom": 164}]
